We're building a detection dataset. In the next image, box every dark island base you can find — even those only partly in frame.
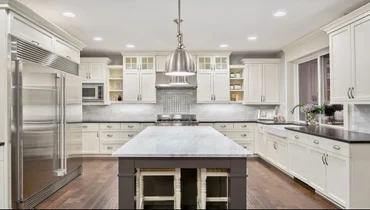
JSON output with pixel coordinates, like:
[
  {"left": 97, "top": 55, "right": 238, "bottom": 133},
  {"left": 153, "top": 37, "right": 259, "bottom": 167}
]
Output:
[{"left": 118, "top": 157, "right": 247, "bottom": 209}]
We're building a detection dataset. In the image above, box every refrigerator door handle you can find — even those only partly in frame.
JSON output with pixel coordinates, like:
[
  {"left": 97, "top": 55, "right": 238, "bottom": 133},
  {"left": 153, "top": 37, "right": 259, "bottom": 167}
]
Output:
[
  {"left": 55, "top": 73, "right": 65, "bottom": 177},
  {"left": 62, "top": 74, "right": 67, "bottom": 175}
]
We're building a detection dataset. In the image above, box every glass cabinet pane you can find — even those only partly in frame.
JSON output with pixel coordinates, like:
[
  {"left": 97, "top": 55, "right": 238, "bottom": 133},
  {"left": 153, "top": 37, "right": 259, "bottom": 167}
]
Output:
[
  {"left": 125, "top": 57, "right": 138, "bottom": 70},
  {"left": 198, "top": 56, "right": 213, "bottom": 70},
  {"left": 141, "top": 56, "right": 154, "bottom": 70}
]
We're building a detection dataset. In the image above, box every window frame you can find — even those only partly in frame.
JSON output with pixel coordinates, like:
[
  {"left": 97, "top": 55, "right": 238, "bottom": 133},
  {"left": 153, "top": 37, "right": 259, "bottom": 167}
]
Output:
[{"left": 294, "top": 49, "right": 345, "bottom": 128}]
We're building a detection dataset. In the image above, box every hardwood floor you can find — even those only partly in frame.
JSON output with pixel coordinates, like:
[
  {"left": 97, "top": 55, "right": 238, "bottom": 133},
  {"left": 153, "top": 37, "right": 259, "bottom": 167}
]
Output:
[{"left": 36, "top": 158, "right": 336, "bottom": 209}]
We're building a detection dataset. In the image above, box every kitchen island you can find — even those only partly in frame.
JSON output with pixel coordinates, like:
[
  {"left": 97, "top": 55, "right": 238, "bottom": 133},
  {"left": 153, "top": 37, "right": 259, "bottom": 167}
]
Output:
[{"left": 112, "top": 126, "right": 251, "bottom": 209}]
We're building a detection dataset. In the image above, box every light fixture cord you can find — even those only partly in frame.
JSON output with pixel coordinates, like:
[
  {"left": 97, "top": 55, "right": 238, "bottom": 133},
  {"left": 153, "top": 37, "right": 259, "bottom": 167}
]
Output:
[{"left": 177, "top": 0, "right": 184, "bottom": 48}]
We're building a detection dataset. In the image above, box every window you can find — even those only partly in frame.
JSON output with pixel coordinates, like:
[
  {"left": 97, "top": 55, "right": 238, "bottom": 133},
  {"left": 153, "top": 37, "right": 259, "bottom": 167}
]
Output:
[{"left": 297, "top": 54, "right": 344, "bottom": 127}]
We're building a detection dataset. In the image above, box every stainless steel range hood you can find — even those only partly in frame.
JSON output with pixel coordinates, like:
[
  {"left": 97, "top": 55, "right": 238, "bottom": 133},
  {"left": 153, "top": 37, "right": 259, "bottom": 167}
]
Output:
[{"left": 156, "top": 75, "right": 197, "bottom": 90}]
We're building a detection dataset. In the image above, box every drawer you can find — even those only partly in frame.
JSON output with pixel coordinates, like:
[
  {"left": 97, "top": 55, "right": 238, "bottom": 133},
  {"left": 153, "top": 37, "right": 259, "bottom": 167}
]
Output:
[
  {"left": 100, "top": 141, "right": 127, "bottom": 154},
  {"left": 234, "top": 123, "right": 255, "bottom": 130},
  {"left": 214, "top": 123, "right": 234, "bottom": 130},
  {"left": 121, "top": 131, "right": 138, "bottom": 140},
  {"left": 82, "top": 123, "right": 99, "bottom": 131},
  {"left": 309, "top": 136, "right": 350, "bottom": 157},
  {"left": 199, "top": 123, "right": 214, "bottom": 126},
  {"left": 231, "top": 131, "right": 254, "bottom": 141},
  {"left": 218, "top": 131, "right": 234, "bottom": 138},
  {"left": 55, "top": 39, "right": 80, "bottom": 63},
  {"left": 235, "top": 141, "right": 254, "bottom": 153},
  {"left": 67, "top": 123, "right": 82, "bottom": 131},
  {"left": 100, "top": 123, "right": 121, "bottom": 130},
  {"left": 67, "top": 131, "right": 82, "bottom": 140},
  {"left": 100, "top": 131, "right": 122, "bottom": 140},
  {"left": 141, "top": 123, "right": 155, "bottom": 130},
  {"left": 121, "top": 123, "right": 141, "bottom": 131},
  {"left": 287, "top": 131, "right": 309, "bottom": 144},
  {"left": 10, "top": 13, "right": 54, "bottom": 52}
]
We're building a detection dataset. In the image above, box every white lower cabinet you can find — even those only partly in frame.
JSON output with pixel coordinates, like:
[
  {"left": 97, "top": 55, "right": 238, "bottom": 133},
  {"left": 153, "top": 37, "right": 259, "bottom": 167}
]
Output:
[
  {"left": 265, "top": 134, "right": 288, "bottom": 170},
  {"left": 308, "top": 147, "right": 326, "bottom": 194},
  {"left": 289, "top": 141, "right": 310, "bottom": 183},
  {"left": 276, "top": 141, "right": 288, "bottom": 171},
  {"left": 256, "top": 131, "right": 267, "bottom": 157},
  {"left": 0, "top": 146, "right": 4, "bottom": 208},
  {"left": 82, "top": 131, "right": 100, "bottom": 154}
]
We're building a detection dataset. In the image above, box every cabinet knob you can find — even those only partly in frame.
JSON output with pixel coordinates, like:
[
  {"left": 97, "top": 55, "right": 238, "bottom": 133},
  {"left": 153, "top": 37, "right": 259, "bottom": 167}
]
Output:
[
  {"left": 128, "top": 125, "right": 134, "bottom": 128},
  {"left": 107, "top": 146, "right": 113, "bottom": 149},
  {"left": 128, "top": 134, "right": 134, "bottom": 137},
  {"left": 107, "top": 134, "right": 113, "bottom": 137},
  {"left": 333, "top": 145, "right": 340, "bottom": 150},
  {"left": 313, "top": 140, "right": 319, "bottom": 144},
  {"left": 241, "top": 134, "right": 247, "bottom": 137},
  {"left": 244, "top": 146, "right": 247, "bottom": 149},
  {"left": 295, "top": 135, "right": 299, "bottom": 139},
  {"left": 107, "top": 125, "right": 113, "bottom": 128}
]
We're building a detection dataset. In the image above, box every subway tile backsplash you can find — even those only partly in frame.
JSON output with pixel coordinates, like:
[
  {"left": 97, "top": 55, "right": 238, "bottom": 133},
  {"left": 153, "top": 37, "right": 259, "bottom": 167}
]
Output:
[{"left": 351, "top": 105, "right": 370, "bottom": 134}]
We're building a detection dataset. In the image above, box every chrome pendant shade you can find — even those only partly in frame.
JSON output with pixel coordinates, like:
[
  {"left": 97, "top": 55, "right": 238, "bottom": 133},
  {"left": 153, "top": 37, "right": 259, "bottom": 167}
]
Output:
[{"left": 165, "top": 0, "right": 195, "bottom": 76}]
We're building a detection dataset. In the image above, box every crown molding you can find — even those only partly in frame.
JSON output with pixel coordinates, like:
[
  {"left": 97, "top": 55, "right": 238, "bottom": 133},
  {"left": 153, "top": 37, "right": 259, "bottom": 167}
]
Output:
[
  {"left": 282, "top": 29, "right": 326, "bottom": 52},
  {"left": 80, "top": 57, "right": 112, "bottom": 64},
  {"left": 321, "top": 3, "right": 370, "bottom": 33},
  {"left": 0, "top": 0, "right": 86, "bottom": 50},
  {"left": 241, "top": 58, "right": 281, "bottom": 64}
]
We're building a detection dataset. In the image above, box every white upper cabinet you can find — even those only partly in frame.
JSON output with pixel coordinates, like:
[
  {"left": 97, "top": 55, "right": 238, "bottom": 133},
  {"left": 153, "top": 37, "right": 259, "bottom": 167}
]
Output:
[
  {"left": 156, "top": 55, "right": 169, "bottom": 72},
  {"left": 197, "top": 55, "right": 230, "bottom": 103},
  {"left": 54, "top": 39, "right": 80, "bottom": 63},
  {"left": 329, "top": 26, "right": 352, "bottom": 103},
  {"left": 80, "top": 58, "right": 111, "bottom": 82},
  {"left": 122, "top": 54, "right": 156, "bottom": 103},
  {"left": 242, "top": 59, "right": 280, "bottom": 105},
  {"left": 325, "top": 11, "right": 370, "bottom": 104}
]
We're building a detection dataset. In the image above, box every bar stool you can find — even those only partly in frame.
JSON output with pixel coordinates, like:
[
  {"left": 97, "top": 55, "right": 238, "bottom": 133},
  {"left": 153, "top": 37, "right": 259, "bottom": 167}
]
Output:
[
  {"left": 135, "top": 168, "right": 181, "bottom": 209},
  {"left": 197, "top": 168, "right": 229, "bottom": 209}
]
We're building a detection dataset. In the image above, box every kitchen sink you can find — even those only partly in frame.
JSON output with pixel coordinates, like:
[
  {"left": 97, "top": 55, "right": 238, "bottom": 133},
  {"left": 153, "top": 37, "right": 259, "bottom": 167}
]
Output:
[{"left": 263, "top": 125, "right": 303, "bottom": 138}]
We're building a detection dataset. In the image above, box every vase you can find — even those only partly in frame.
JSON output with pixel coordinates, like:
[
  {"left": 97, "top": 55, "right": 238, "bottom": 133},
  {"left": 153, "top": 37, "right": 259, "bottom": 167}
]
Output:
[{"left": 306, "top": 113, "right": 319, "bottom": 126}]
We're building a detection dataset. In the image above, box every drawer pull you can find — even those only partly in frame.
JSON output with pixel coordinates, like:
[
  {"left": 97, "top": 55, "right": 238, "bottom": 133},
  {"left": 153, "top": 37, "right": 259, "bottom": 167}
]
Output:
[
  {"left": 223, "top": 134, "right": 227, "bottom": 136},
  {"left": 31, "top": 40, "right": 40, "bottom": 45},
  {"left": 107, "top": 134, "right": 113, "bottom": 137},
  {"left": 244, "top": 146, "right": 247, "bottom": 149},
  {"left": 107, "top": 146, "right": 113, "bottom": 149},
  {"left": 241, "top": 125, "right": 247, "bottom": 128},
  {"left": 66, "top": 56, "right": 72, "bottom": 60},
  {"left": 82, "top": 125, "right": 88, "bottom": 128},
  {"left": 220, "top": 125, "right": 227, "bottom": 128},
  {"left": 128, "top": 125, "right": 134, "bottom": 128},
  {"left": 313, "top": 140, "right": 319, "bottom": 144},
  {"left": 128, "top": 134, "right": 134, "bottom": 137},
  {"left": 107, "top": 125, "right": 113, "bottom": 128},
  {"left": 241, "top": 134, "right": 247, "bottom": 137},
  {"left": 295, "top": 135, "right": 299, "bottom": 139},
  {"left": 333, "top": 145, "right": 340, "bottom": 150}
]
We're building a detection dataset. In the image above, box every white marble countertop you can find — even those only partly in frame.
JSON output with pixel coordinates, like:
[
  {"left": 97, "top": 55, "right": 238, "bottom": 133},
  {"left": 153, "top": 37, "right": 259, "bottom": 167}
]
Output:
[{"left": 112, "top": 126, "right": 252, "bottom": 158}]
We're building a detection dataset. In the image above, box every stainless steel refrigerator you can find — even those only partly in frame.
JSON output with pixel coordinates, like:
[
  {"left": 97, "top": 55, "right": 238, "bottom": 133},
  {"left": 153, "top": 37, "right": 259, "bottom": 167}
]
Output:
[{"left": 10, "top": 36, "right": 83, "bottom": 209}]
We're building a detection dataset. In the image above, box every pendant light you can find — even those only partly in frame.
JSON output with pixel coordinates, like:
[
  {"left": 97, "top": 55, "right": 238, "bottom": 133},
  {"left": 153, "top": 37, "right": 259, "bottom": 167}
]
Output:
[{"left": 165, "top": 0, "right": 195, "bottom": 76}]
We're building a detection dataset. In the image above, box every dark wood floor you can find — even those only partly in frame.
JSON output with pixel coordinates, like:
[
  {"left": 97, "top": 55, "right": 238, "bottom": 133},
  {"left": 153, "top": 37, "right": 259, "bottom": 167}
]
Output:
[{"left": 36, "top": 158, "right": 336, "bottom": 209}]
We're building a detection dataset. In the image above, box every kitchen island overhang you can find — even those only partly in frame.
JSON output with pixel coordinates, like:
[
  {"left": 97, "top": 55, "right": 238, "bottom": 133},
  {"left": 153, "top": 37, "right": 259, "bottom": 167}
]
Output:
[{"left": 112, "top": 126, "right": 252, "bottom": 209}]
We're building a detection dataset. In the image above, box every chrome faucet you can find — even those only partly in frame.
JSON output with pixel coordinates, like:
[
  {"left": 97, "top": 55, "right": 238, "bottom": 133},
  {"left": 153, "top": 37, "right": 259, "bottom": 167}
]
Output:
[{"left": 291, "top": 104, "right": 302, "bottom": 114}]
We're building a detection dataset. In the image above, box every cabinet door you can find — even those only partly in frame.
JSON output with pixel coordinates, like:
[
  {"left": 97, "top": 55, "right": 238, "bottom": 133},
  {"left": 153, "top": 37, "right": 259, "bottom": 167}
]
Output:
[
  {"left": 197, "top": 56, "right": 213, "bottom": 71},
  {"left": 82, "top": 131, "right": 100, "bottom": 154},
  {"left": 156, "top": 55, "right": 169, "bottom": 72},
  {"left": 123, "top": 72, "right": 140, "bottom": 102},
  {"left": 308, "top": 147, "right": 326, "bottom": 194},
  {"left": 263, "top": 64, "right": 280, "bottom": 104},
  {"left": 352, "top": 16, "right": 370, "bottom": 102},
  {"left": 213, "top": 71, "right": 230, "bottom": 102},
  {"left": 256, "top": 131, "right": 267, "bottom": 157},
  {"left": 276, "top": 141, "right": 288, "bottom": 171},
  {"left": 245, "top": 64, "right": 263, "bottom": 103},
  {"left": 140, "top": 56, "right": 155, "bottom": 71},
  {"left": 288, "top": 141, "right": 309, "bottom": 183},
  {"left": 140, "top": 71, "right": 156, "bottom": 103},
  {"left": 266, "top": 138, "right": 278, "bottom": 164},
  {"left": 197, "top": 71, "right": 213, "bottom": 102},
  {"left": 54, "top": 39, "right": 80, "bottom": 63},
  {"left": 89, "top": 63, "right": 106, "bottom": 81},
  {"left": 124, "top": 56, "right": 139, "bottom": 71},
  {"left": 326, "top": 152, "right": 350, "bottom": 207},
  {"left": 330, "top": 26, "right": 352, "bottom": 103},
  {"left": 79, "top": 63, "right": 89, "bottom": 81},
  {"left": 214, "top": 56, "right": 229, "bottom": 72}
]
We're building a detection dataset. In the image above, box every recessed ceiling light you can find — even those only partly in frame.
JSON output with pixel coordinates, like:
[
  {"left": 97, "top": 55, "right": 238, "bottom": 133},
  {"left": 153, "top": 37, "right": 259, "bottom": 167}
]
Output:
[
  {"left": 126, "top": 44, "right": 135, "bottom": 48},
  {"left": 93, "top": 37, "right": 103, "bottom": 41},
  {"left": 247, "top": 36, "right": 258, "bottom": 41},
  {"left": 220, "top": 44, "right": 228, "bottom": 48},
  {"left": 63, "top": 12, "right": 76, "bottom": 17},
  {"left": 273, "top": 11, "right": 287, "bottom": 17}
]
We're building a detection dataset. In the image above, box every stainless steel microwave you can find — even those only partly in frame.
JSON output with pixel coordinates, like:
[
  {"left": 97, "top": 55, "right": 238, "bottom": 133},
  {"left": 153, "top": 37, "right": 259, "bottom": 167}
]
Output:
[{"left": 82, "top": 83, "right": 104, "bottom": 102}]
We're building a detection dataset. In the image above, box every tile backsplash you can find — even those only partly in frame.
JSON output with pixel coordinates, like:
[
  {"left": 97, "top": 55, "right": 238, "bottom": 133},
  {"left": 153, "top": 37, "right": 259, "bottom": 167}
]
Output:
[{"left": 351, "top": 105, "right": 370, "bottom": 134}]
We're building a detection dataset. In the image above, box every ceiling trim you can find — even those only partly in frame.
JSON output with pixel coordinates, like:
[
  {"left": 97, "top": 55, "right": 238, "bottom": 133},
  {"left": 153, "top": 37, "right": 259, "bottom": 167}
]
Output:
[
  {"left": 321, "top": 2, "right": 370, "bottom": 33},
  {"left": 241, "top": 58, "right": 281, "bottom": 64},
  {"left": 281, "top": 29, "right": 326, "bottom": 52},
  {"left": 80, "top": 57, "right": 112, "bottom": 64},
  {"left": 0, "top": 0, "right": 86, "bottom": 50}
]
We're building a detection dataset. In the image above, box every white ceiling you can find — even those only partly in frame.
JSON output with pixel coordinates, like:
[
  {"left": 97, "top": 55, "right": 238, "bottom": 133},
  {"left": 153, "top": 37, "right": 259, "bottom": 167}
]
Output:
[{"left": 19, "top": 0, "right": 370, "bottom": 52}]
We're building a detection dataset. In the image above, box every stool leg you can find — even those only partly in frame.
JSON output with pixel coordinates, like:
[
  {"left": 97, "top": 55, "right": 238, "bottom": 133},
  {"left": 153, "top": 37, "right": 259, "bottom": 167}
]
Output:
[
  {"left": 139, "top": 173, "right": 144, "bottom": 209},
  {"left": 200, "top": 168, "right": 207, "bottom": 209},
  {"left": 197, "top": 169, "right": 200, "bottom": 209},
  {"left": 136, "top": 169, "right": 140, "bottom": 209},
  {"left": 174, "top": 168, "right": 181, "bottom": 209}
]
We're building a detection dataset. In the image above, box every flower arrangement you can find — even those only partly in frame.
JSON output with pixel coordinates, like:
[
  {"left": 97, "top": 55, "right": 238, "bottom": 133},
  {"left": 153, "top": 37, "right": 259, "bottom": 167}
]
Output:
[{"left": 299, "top": 104, "right": 325, "bottom": 125}]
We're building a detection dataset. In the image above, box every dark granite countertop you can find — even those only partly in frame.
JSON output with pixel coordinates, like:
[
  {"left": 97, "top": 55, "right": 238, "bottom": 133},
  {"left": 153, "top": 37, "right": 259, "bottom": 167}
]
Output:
[
  {"left": 0, "top": 142, "right": 4, "bottom": 146},
  {"left": 199, "top": 120, "right": 257, "bottom": 123},
  {"left": 199, "top": 120, "right": 304, "bottom": 126},
  {"left": 83, "top": 121, "right": 156, "bottom": 123},
  {"left": 285, "top": 126, "right": 370, "bottom": 144}
]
